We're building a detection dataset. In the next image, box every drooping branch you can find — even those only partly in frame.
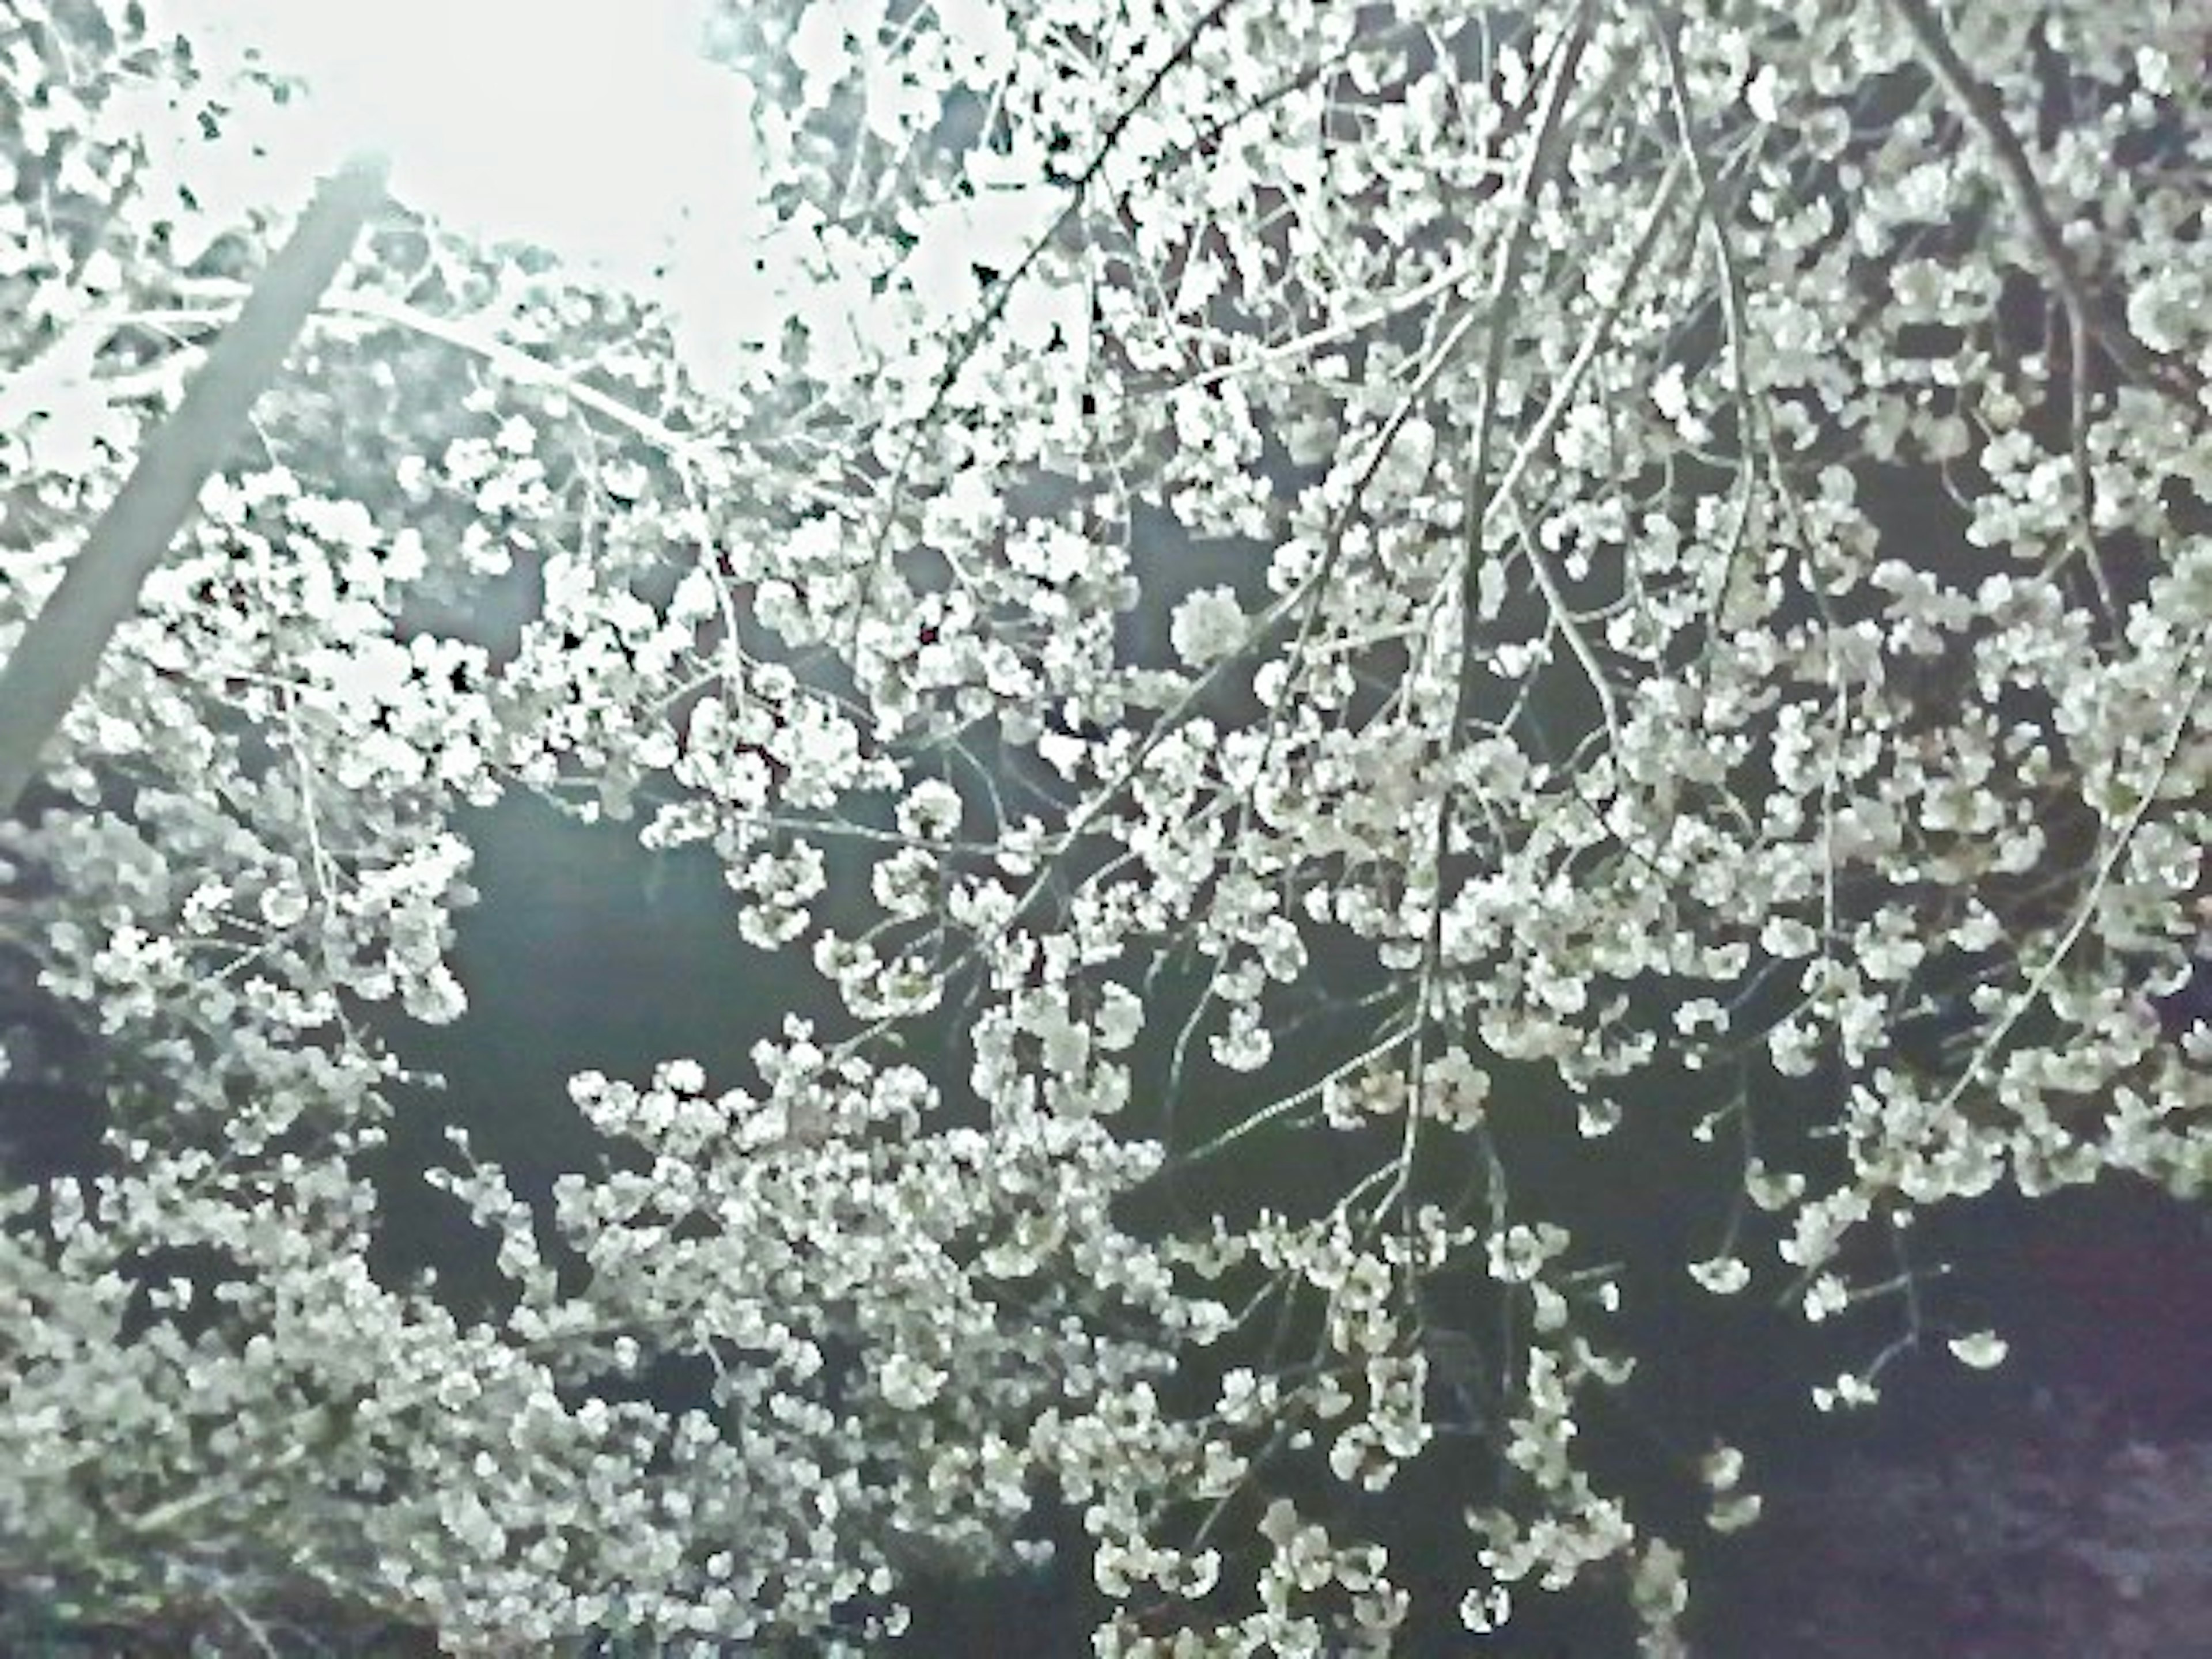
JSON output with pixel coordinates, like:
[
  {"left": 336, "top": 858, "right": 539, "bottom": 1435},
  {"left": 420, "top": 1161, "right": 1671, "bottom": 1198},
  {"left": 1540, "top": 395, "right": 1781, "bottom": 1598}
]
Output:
[
  {"left": 1883, "top": 0, "right": 2201, "bottom": 407},
  {"left": 1450, "top": 3, "right": 1596, "bottom": 745}
]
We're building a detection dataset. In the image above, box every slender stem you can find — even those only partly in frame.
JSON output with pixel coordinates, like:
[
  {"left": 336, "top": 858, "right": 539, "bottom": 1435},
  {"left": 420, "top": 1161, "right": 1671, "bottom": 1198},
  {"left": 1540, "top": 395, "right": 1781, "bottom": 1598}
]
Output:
[{"left": 1883, "top": 0, "right": 2199, "bottom": 406}]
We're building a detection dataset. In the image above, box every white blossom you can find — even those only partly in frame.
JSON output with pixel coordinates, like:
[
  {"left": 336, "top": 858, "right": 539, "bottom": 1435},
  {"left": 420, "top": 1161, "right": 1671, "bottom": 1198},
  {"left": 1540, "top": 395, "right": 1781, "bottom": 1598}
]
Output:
[{"left": 5, "top": 0, "right": 2207, "bottom": 1649}]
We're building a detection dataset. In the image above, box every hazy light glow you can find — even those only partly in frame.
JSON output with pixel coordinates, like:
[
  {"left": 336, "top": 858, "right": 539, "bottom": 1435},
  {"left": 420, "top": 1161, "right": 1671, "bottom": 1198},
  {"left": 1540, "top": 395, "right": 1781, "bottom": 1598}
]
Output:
[
  {"left": 158, "top": 0, "right": 762, "bottom": 289},
  {"left": 146, "top": 2, "right": 1081, "bottom": 400}
]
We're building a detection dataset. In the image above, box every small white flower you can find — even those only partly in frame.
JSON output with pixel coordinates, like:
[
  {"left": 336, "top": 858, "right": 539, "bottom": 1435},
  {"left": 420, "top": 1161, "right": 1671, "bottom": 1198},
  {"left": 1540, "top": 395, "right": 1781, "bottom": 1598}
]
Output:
[
  {"left": 1744, "top": 64, "right": 1783, "bottom": 123},
  {"left": 1699, "top": 1444, "right": 1744, "bottom": 1492},
  {"left": 1946, "top": 1331, "right": 2009, "bottom": 1370},
  {"left": 2127, "top": 267, "right": 2204, "bottom": 356},
  {"left": 1709, "top": 1491, "right": 1763, "bottom": 1533},
  {"left": 1689, "top": 1256, "right": 1750, "bottom": 1295},
  {"left": 1095, "top": 982, "right": 1144, "bottom": 1051},
  {"left": 1168, "top": 586, "right": 1248, "bottom": 668},
  {"left": 1802, "top": 1273, "right": 1850, "bottom": 1323},
  {"left": 878, "top": 1352, "right": 947, "bottom": 1410}
]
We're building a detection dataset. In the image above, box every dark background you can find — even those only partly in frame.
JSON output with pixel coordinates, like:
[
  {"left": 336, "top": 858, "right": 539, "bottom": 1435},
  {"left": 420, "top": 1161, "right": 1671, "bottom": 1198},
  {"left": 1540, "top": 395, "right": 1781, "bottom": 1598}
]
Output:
[{"left": 339, "top": 781, "right": 2212, "bottom": 1657}]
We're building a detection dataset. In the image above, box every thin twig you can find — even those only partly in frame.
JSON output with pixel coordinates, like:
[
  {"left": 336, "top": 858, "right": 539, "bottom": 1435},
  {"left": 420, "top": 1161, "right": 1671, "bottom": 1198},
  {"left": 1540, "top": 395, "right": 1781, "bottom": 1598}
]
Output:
[{"left": 1884, "top": 0, "right": 2202, "bottom": 408}]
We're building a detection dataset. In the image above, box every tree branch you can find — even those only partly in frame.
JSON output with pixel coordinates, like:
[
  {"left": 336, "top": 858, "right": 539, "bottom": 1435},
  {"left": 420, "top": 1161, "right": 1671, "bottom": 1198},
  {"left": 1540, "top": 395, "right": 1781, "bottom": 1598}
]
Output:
[
  {"left": 0, "top": 153, "right": 389, "bottom": 820},
  {"left": 1883, "top": 0, "right": 2201, "bottom": 407}
]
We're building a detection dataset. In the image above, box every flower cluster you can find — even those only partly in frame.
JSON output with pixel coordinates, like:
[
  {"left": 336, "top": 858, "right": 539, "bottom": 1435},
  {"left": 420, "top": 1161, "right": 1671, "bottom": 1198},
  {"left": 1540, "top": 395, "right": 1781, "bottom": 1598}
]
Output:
[{"left": 2, "top": 0, "right": 2209, "bottom": 1650}]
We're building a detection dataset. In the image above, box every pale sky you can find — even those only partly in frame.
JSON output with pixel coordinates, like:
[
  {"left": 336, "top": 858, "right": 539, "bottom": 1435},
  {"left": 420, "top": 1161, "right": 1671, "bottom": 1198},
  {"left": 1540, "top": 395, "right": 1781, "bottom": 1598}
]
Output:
[
  {"left": 153, "top": 0, "right": 760, "bottom": 285},
  {"left": 140, "top": 2, "right": 1076, "bottom": 400}
]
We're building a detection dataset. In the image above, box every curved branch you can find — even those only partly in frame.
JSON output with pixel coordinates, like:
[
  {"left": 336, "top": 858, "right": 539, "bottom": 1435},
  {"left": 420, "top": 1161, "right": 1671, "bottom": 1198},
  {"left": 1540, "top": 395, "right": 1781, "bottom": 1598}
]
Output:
[{"left": 1883, "top": 0, "right": 2201, "bottom": 407}]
